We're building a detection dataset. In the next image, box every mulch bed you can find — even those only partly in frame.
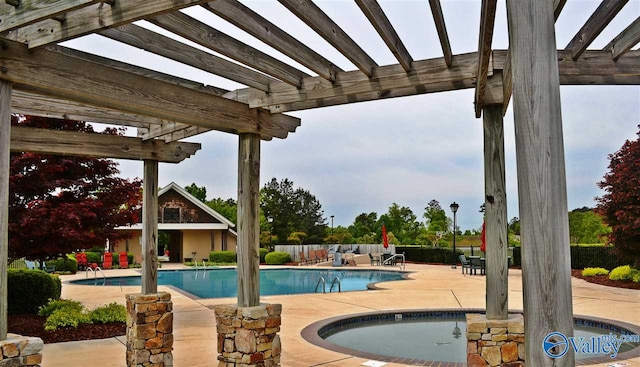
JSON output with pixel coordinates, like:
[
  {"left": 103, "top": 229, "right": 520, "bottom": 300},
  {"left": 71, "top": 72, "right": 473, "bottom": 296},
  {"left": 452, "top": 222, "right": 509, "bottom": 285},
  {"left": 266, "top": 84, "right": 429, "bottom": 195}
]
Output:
[
  {"left": 571, "top": 269, "right": 640, "bottom": 290},
  {"left": 8, "top": 314, "right": 125, "bottom": 343}
]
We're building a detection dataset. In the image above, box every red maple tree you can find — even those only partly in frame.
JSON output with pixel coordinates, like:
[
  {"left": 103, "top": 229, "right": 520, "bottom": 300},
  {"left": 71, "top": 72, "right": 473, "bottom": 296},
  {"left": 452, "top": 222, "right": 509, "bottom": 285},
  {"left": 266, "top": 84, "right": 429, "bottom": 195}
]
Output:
[
  {"left": 9, "top": 115, "right": 142, "bottom": 263},
  {"left": 596, "top": 125, "right": 640, "bottom": 267}
]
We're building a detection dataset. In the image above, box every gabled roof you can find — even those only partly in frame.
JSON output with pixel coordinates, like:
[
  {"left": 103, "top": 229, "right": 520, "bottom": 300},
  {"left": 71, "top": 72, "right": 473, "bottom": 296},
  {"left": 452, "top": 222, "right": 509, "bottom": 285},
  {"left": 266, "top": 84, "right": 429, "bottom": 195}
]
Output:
[{"left": 159, "top": 182, "right": 235, "bottom": 228}]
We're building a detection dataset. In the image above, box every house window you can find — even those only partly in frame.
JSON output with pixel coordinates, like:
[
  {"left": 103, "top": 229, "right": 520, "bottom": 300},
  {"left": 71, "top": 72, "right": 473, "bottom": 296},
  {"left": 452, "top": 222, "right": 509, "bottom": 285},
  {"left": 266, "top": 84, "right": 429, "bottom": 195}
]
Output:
[{"left": 163, "top": 207, "right": 181, "bottom": 223}]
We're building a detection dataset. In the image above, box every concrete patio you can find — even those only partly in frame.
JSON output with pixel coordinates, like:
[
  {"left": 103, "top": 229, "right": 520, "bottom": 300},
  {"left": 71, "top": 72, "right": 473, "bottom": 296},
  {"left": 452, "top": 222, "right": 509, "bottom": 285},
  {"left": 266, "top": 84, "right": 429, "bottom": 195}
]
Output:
[{"left": 41, "top": 264, "right": 640, "bottom": 367}]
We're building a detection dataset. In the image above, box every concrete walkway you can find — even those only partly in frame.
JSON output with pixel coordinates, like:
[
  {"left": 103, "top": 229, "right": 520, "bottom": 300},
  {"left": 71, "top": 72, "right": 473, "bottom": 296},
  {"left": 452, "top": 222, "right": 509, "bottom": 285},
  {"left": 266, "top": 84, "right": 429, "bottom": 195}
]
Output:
[{"left": 41, "top": 264, "right": 640, "bottom": 367}]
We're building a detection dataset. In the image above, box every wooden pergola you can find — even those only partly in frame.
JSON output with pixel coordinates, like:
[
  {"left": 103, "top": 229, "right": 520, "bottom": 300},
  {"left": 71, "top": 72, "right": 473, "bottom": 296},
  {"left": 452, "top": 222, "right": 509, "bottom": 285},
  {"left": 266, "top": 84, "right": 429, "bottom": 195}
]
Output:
[{"left": 0, "top": 1, "right": 638, "bottom": 366}]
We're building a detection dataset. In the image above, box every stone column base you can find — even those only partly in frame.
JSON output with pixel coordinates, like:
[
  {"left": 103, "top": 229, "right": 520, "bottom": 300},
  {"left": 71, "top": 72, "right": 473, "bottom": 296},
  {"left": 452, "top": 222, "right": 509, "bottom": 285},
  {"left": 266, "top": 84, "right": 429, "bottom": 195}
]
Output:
[
  {"left": 0, "top": 334, "right": 44, "bottom": 366},
  {"left": 467, "top": 313, "right": 525, "bottom": 367},
  {"left": 126, "top": 292, "right": 173, "bottom": 367},
  {"left": 214, "top": 304, "right": 282, "bottom": 367}
]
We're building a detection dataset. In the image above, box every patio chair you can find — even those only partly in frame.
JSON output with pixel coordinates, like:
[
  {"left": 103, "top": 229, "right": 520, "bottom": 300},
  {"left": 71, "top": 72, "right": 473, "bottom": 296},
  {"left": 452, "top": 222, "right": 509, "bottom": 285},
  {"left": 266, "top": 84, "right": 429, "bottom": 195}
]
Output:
[
  {"left": 119, "top": 252, "right": 129, "bottom": 269},
  {"left": 103, "top": 252, "right": 112, "bottom": 269},
  {"left": 469, "top": 257, "right": 485, "bottom": 275},
  {"left": 369, "top": 253, "right": 381, "bottom": 266},
  {"left": 299, "top": 251, "right": 309, "bottom": 265},
  {"left": 75, "top": 253, "right": 88, "bottom": 271},
  {"left": 459, "top": 255, "right": 471, "bottom": 274},
  {"left": 320, "top": 249, "right": 329, "bottom": 262},
  {"left": 24, "top": 260, "right": 36, "bottom": 270}
]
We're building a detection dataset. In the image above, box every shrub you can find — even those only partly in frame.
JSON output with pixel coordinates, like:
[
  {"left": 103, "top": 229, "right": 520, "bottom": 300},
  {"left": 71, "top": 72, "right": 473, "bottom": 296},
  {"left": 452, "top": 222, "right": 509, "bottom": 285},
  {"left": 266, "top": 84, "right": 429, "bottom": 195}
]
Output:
[
  {"left": 259, "top": 248, "right": 269, "bottom": 263},
  {"left": 85, "top": 251, "right": 101, "bottom": 265},
  {"left": 512, "top": 246, "right": 623, "bottom": 269},
  {"left": 50, "top": 256, "right": 78, "bottom": 274},
  {"left": 582, "top": 267, "right": 609, "bottom": 276},
  {"left": 209, "top": 251, "right": 236, "bottom": 263},
  {"left": 90, "top": 303, "right": 126, "bottom": 324},
  {"left": 39, "top": 299, "right": 84, "bottom": 317},
  {"left": 609, "top": 265, "right": 633, "bottom": 281},
  {"left": 395, "top": 247, "right": 464, "bottom": 264},
  {"left": 265, "top": 251, "right": 291, "bottom": 265},
  {"left": 44, "top": 308, "right": 92, "bottom": 331},
  {"left": 8, "top": 269, "right": 62, "bottom": 314},
  {"left": 632, "top": 270, "right": 640, "bottom": 283}
]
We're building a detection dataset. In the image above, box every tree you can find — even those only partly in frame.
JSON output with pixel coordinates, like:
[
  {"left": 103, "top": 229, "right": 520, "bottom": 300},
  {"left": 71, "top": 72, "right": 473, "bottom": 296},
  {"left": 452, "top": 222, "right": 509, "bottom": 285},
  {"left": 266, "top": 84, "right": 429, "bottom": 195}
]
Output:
[
  {"left": 8, "top": 115, "right": 142, "bottom": 263},
  {"left": 568, "top": 208, "right": 610, "bottom": 245},
  {"left": 349, "top": 212, "right": 378, "bottom": 239},
  {"left": 184, "top": 183, "right": 207, "bottom": 203},
  {"left": 508, "top": 217, "right": 520, "bottom": 235},
  {"left": 596, "top": 126, "right": 640, "bottom": 266},
  {"left": 260, "top": 178, "right": 327, "bottom": 244},
  {"left": 207, "top": 198, "right": 237, "bottom": 224},
  {"left": 379, "top": 203, "right": 420, "bottom": 245},
  {"left": 325, "top": 226, "right": 354, "bottom": 244},
  {"left": 424, "top": 199, "right": 449, "bottom": 232},
  {"left": 287, "top": 231, "right": 307, "bottom": 246}
]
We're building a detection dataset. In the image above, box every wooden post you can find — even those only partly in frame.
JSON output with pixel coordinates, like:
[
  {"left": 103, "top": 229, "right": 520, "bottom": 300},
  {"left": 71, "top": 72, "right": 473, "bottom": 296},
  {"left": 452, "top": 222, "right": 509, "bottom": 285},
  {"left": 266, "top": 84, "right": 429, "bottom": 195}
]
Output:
[
  {"left": 237, "top": 133, "right": 260, "bottom": 307},
  {"left": 506, "top": 0, "right": 574, "bottom": 365},
  {"left": 0, "top": 80, "right": 11, "bottom": 341},
  {"left": 142, "top": 159, "right": 159, "bottom": 295},
  {"left": 483, "top": 104, "right": 508, "bottom": 320}
]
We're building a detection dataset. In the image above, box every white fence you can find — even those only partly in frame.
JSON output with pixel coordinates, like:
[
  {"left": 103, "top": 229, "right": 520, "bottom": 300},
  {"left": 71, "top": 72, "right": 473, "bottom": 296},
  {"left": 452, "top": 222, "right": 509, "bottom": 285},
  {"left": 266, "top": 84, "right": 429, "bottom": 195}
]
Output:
[{"left": 274, "top": 244, "right": 396, "bottom": 263}]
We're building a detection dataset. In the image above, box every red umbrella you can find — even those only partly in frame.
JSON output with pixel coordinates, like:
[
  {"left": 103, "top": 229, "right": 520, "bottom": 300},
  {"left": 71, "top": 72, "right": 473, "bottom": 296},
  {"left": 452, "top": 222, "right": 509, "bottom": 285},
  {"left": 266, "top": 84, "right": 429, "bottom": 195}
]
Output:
[
  {"left": 382, "top": 225, "right": 389, "bottom": 249},
  {"left": 480, "top": 221, "right": 486, "bottom": 252}
]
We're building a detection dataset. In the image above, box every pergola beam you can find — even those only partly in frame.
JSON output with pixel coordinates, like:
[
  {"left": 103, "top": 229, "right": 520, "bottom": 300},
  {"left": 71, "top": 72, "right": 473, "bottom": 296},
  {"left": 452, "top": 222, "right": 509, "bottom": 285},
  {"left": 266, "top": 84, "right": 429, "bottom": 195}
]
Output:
[
  {"left": 10, "top": 126, "right": 201, "bottom": 163},
  {"left": 100, "top": 25, "right": 276, "bottom": 93},
  {"left": 0, "top": 0, "right": 102, "bottom": 32},
  {"left": 355, "top": 0, "right": 413, "bottom": 72},
  {"left": 604, "top": 17, "right": 640, "bottom": 61},
  {"left": 3, "top": 0, "right": 210, "bottom": 48},
  {"left": 0, "top": 80, "right": 11, "bottom": 341},
  {"left": 278, "top": 0, "right": 377, "bottom": 77},
  {"left": 148, "top": 12, "right": 307, "bottom": 88},
  {"left": 566, "top": 0, "right": 629, "bottom": 60},
  {"left": 0, "top": 40, "right": 300, "bottom": 140},
  {"left": 429, "top": 0, "right": 453, "bottom": 67},
  {"left": 203, "top": 0, "right": 342, "bottom": 82},
  {"left": 474, "top": 0, "right": 498, "bottom": 118}
]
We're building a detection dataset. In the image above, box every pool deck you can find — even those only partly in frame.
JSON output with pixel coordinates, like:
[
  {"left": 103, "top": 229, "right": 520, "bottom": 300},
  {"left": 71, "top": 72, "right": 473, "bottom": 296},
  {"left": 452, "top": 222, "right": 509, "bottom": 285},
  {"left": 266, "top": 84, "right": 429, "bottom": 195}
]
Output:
[{"left": 41, "top": 263, "right": 640, "bottom": 367}]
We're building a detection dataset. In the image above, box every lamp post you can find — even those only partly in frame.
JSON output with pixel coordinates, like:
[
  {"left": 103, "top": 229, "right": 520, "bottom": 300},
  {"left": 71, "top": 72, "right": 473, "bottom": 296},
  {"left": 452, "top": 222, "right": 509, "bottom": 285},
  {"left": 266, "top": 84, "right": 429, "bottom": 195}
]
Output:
[
  {"left": 450, "top": 202, "right": 459, "bottom": 269},
  {"left": 267, "top": 216, "right": 273, "bottom": 251},
  {"left": 330, "top": 215, "right": 335, "bottom": 236}
]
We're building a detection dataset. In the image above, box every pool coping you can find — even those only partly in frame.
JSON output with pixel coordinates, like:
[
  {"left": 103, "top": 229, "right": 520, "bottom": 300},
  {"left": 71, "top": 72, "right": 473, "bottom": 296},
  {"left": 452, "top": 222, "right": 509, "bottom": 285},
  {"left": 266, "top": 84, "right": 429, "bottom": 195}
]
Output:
[{"left": 300, "top": 308, "right": 640, "bottom": 366}]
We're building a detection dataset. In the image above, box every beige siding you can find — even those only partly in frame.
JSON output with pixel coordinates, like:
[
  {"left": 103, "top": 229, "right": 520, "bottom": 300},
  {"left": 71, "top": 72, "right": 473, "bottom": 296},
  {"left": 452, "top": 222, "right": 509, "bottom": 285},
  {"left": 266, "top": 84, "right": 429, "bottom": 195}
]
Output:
[
  {"left": 182, "top": 230, "right": 213, "bottom": 262},
  {"left": 113, "top": 232, "right": 143, "bottom": 264},
  {"left": 226, "top": 233, "right": 237, "bottom": 252}
]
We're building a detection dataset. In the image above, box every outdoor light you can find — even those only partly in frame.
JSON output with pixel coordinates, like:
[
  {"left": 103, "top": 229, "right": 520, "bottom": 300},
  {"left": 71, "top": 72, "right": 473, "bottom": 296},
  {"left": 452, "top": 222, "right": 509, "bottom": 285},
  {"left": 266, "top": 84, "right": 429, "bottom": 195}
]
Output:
[
  {"left": 267, "top": 216, "right": 274, "bottom": 250},
  {"left": 450, "top": 202, "right": 459, "bottom": 269},
  {"left": 330, "top": 215, "right": 335, "bottom": 236}
]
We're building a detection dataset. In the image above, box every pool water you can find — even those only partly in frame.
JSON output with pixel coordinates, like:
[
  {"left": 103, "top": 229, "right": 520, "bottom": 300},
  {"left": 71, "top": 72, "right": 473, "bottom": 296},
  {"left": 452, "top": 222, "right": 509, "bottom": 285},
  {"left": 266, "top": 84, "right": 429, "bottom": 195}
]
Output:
[
  {"left": 322, "top": 317, "right": 640, "bottom": 363},
  {"left": 71, "top": 268, "right": 406, "bottom": 298}
]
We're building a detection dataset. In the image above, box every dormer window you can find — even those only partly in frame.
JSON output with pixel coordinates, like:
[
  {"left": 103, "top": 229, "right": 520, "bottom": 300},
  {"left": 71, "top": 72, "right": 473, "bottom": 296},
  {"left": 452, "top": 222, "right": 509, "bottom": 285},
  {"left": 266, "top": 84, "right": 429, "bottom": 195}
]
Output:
[{"left": 163, "top": 207, "right": 181, "bottom": 223}]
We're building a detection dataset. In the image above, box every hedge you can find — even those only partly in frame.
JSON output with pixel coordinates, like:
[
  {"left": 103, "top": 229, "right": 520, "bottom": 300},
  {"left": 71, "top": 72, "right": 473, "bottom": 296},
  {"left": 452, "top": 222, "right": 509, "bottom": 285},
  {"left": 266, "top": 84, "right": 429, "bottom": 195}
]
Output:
[
  {"left": 259, "top": 248, "right": 269, "bottom": 263},
  {"left": 512, "top": 246, "right": 623, "bottom": 269},
  {"left": 50, "top": 256, "right": 78, "bottom": 274},
  {"left": 265, "top": 251, "right": 291, "bottom": 265},
  {"left": 209, "top": 251, "right": 237, "bottom": 263},
  {"left": 8, "top": 269, "right": 62, "bottom": 314},
  {"left": 395, "top": 247, "right": 464, "bottom": 264}
]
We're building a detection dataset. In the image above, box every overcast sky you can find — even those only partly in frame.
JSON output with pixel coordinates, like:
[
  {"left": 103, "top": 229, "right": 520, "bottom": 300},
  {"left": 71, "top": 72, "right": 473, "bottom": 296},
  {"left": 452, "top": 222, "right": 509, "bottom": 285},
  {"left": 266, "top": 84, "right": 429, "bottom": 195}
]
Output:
[{"left": 63, "top": 0, "right": 640, "bottom": 232}]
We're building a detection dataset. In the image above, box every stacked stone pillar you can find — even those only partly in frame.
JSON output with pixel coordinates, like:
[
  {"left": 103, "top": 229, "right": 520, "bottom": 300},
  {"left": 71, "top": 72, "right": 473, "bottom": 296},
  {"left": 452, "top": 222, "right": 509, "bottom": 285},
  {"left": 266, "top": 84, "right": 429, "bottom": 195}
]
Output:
[
  {"left": 126, "top": 292, "right": 173, "bottom": 367},
  {"left": 0, "top": 334, "right": 44, "bottom": 366},
  {"left": 467, "top": 313, "right": 525, "bottom": 367},
  {"left": 214, "top": 304, "right": 282, "bottom": 367}
]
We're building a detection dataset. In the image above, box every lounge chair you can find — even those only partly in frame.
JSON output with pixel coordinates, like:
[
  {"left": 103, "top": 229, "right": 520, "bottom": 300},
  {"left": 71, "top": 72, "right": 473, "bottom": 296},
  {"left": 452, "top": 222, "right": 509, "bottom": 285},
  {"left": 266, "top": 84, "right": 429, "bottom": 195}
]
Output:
[
  {"left": 75, "top": 253, "right": 88, "bottom": 271},
  {"left": 299, "top": 251, "right": 309, "bottom": 265},
  {"left": 24, "top": 260, "right": 36, "bottom": 270},
  {"left": 119, "top": 252, "right": 129, "bottom": 269},
  {"left": 459, "top": 255, "right": 471, "bottom": 274},
  {"left": 103, "top": 252, "right": 112, "bottom": 269},
  {"left": 319, "top": 249, "right": 329, "bottom": 262}
]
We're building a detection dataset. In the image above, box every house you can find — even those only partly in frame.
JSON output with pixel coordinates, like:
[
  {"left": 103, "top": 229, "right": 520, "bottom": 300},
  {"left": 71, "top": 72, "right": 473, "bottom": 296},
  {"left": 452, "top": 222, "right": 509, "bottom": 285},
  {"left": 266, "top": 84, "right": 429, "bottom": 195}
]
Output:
[{"left": 113, "top": 182, "right": 237, "bottom": 263}]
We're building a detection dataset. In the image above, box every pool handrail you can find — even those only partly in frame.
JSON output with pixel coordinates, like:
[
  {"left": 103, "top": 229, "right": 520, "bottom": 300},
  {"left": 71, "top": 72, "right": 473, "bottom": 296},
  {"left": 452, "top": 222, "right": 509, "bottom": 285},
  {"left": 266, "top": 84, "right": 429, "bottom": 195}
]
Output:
[
  {"left": 330, "top": 277, "right": 341, "bottom": 293},
  {"left": 85, "top": 266, "right": 106, "bottom": 283},
  {"left": 315, "top": 276, "right": 326, "bottom": 293},
  {"left": 382, "top": 253, "right": 405, "bottom": 270}
]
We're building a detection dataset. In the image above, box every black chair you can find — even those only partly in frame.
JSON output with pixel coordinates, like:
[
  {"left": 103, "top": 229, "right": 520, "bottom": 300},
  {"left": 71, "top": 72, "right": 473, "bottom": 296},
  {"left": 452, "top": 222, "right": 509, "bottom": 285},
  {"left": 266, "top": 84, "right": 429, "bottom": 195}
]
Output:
[
  {"left": 469, "top": 257, "right": 485, "bottom": 275},
  {"left": 459, "top": 255, "right": 471, "bottom": 274},
  {"left": 369, "top": 253, "right": 381, "bottom": 266}
]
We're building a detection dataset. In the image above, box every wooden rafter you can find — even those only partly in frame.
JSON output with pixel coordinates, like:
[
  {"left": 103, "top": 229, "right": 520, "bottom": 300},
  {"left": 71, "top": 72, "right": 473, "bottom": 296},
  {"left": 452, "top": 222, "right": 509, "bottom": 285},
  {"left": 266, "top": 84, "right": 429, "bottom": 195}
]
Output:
[
  {"left": 604, "top": 17, "right": 640, "bottom": 61},
  {"left": 203, "top": 0, "right": 342, "bottom": 82},
  {"left": 278, "top": 0, "right": 377, "bottom": 77},
  {"left": 566, "top": 0, "right": 629, "bottom": 60},
  {"left": 428, "top": 0, "right": 452, "bottom": 67},
  {"left": 10, "top": 126, "right": 201, "bottom": 163},
  {"left": 0, "top": 40, "right": 300, "bottom": 140},
  {"left": 355, "top": 0, "right": 413, "bottom": 72},
  {"left": 554, "top": 0, "right": 568, "bottom": 21},
  {"left": 148, "top": 12, "right": 307, "bottom": 88},
  {"left": 0, "top": 0, "right": 101, "bottom": 32},
  {"left": 100, "top": 24, "right": 276, "bottom": 92},
  {"left": 474, "top": 0, "right": 498, "bottom": 118},
  {"left": 2, "top": 0, "right": 211, "bottom": 48}
]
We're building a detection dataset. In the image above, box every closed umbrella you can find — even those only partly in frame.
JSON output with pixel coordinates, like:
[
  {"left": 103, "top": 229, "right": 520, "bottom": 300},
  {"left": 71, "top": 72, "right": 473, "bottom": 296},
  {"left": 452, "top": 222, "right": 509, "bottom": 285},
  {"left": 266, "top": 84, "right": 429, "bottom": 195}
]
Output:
[
  {"left": 480, "top": 221, "right": 486, "bottom": 252},
  {"left": 382, "top": 225, "right": 389, "bottom": 249}
]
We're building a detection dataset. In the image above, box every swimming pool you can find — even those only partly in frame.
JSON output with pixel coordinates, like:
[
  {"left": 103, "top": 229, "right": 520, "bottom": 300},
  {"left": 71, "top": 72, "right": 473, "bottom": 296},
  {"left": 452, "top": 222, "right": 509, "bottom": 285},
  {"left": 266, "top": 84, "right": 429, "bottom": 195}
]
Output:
[
  {"left": 71, "top": 268, "right": 407, "bottom": 298},
  {"left": 302, "top": 310, "right": 640, "bottom": 365}
]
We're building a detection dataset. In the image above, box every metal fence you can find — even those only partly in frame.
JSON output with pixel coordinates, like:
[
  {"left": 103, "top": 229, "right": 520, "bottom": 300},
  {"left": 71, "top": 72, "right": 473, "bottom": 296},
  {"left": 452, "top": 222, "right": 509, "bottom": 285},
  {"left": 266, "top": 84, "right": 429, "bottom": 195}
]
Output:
[{"left": 8, "top": 257, "right": 27, "bottom": 270}]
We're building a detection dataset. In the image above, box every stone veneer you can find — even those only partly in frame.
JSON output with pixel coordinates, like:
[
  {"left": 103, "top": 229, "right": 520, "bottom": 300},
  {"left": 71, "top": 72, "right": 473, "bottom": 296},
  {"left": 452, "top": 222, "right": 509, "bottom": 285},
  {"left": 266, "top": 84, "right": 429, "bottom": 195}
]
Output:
[
  {"left": 0, "top": 334, "right": 44, "bottom": 367},
  {"left": 126, "top": 292, "right": 173, "bottom": 367},
  {"left": 467, "top": 313, "right": 526, "bottom": 367},
  {"left": 214, "top": 304, "right": 282, "bottom": 367}
]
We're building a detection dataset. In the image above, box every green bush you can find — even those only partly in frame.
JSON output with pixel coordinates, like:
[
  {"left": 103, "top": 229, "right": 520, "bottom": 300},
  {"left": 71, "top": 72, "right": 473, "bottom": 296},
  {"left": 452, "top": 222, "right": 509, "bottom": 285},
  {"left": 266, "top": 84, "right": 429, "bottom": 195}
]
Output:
[
  {"left": 632, "top": 270, "right": 640, "bottom": 283},
  {"left": 50, "top": 256, "right": 78, "bottom": 274},
  {"left": 44, "top": 308, "right": 92, "bottom": 331},
  {"left": 8, "top": 269, "right": 62, "bottom": 314},
  {"left": 265, "top": 251, "right": 292, "bottom": 265},
  {"left": 512, "top": 246, "right": 622, "bottom": 269},
  {"left": 609, "top": 265, "right": 633, "bottom": 281},
  {"left": 39, "top": 299, "right": 84, "bottom": 317},
  {"left": 209, "top": 251, "right": 237, "bottom": 263},
  {"left": 259, "top": 248, "right": 269, "bottom": 263},
  {"left": 396, "top": 247, "right": 464, "bottom": 264},
  {"left": 582, "top": 267, "right": 609, "bottom": 276},
  {"left": 85, "top": 251, "right": 101, "bottom": 265},
  {"left": 90, "top": 303, "right": 126, "bottom": 324}
]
